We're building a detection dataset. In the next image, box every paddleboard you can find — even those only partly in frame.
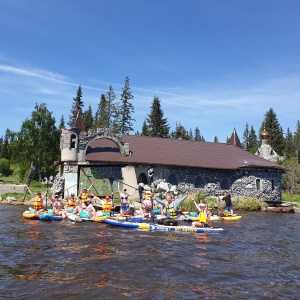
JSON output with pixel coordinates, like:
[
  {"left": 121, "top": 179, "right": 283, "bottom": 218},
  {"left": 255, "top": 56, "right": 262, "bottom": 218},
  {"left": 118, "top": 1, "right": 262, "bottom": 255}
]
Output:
[
  {"left": 39, "top": 214, "right": 63, "bottom": 221},
  {"left": 23, "top": 211, "right": 39, "bottom": 220}
]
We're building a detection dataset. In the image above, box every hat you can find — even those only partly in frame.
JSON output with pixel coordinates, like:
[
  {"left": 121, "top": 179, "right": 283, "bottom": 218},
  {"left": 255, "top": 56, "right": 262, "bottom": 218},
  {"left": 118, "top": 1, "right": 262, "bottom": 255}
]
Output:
[
  {"left": 71, "top": 193, "right": 75, "bottom": 196},
  {"left": 199, "top": 203, "right": 206, "bottom": 208},
  {"left": 37, "top": 192, "right": 41, "bottom": 196},
  {"left": 105, "top": 196, "right": 110, "bottom": 200}
]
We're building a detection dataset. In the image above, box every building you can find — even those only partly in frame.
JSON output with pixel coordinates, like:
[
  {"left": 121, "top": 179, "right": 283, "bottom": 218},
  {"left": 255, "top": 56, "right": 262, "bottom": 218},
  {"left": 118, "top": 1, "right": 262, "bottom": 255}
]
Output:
[{"left": 56, "top": 113, "right": 285, "bottom": 203}]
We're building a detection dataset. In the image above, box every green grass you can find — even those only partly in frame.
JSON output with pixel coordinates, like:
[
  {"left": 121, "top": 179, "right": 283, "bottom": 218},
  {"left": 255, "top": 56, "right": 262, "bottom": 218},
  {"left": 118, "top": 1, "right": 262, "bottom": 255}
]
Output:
[{"left": 282, "top": 193, "right": 300, "bottom": 207}]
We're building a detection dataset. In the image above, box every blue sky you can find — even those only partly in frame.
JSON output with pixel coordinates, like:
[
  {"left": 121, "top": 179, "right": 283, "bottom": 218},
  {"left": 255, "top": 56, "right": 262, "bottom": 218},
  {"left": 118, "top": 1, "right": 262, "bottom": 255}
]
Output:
[{"left": 1, "top": 0, "right": 300, "bottom": 142}]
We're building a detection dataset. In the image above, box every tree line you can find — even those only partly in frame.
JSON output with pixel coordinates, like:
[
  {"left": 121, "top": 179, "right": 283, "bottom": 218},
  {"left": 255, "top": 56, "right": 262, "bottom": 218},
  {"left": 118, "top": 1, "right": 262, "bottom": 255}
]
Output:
[{"left": 0, "top": 77, "right": 300, "bottom": 193}]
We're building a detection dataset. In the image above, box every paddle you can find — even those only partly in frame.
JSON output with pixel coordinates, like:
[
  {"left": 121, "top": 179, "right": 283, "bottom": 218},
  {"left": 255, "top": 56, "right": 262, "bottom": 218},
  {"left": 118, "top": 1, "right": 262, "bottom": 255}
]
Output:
[
  {"left": 116, "top": 180, "right": 138, "bottom": 191},
  {"left": 109, "top": 177, "right": 115, "bottom": 216}
]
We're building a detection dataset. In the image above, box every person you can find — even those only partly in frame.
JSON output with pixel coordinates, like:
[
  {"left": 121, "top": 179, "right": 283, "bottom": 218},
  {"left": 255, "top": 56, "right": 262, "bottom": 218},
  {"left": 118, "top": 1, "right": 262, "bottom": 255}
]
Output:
[
  {"left": 79, "top": 188, "right": 89, "bottom": 204},
  {"left": 138, "top": 183, "right": 144, "bottom": 203},
  {"left": 72, "top": 196, "right": 96, "bottom": 219},
  {"left": 221, "top": 191, "right": 234, "bottom": 215},
  {"left": 66, "top": 192, "right": 77, "bottom": 211},
  {"left": 141, "top": 193, "right": 153, "bottom": 217},
  {"left": 118, "top": 182, "right": 136, "bottom": 215},
  {"left": 154, "top": 191, "right": 189, "bottom": 225},
  {"left": 192, "top": 199, "right": 211, "bottom": 228},
  {"left": 50, "top": 192, "right": 66, "bottom": 218},
  {"left": 102, "top": 195, "right": 113, "bottom": 216},
  {"left": 27, "top": 188, "right": 48, "bottom": 214}
]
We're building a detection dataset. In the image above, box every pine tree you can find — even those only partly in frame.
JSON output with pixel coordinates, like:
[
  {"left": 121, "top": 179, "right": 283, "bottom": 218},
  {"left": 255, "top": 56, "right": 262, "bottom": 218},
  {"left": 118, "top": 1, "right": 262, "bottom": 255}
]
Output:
[
  {"left": 106, "top": 85, "right": 117, "bottom": 129},
  {"left": 59, "top": 115, "right": 65, "bottom": 130},
  {"left": 83, "top": 105, "right": 94, "bottom": 132},
  {"left": 294, "top": 120, "right": 300, "bottom": 148},
  {"left": 285, "top": 127, "right": 295, "bottom": 159},
  {"left": 95, "top": 94, "right": 109, "bottom": 128},
  {"left": 141, "top": 120, "right": 149, "bottom": 136},
  {"left": 214, "top": 136, "right": 219, "bottom": 143},
  {"left": 242, "top": 123, "right": 250, "bottom": 149},
  {"left": 172, "top": 122, "right": 189, "bottom": 140},
  {"left": 260, "top": 108, "right": 285, "bottom": 155},
  {"left": 146, "top": 96, "right": 170, "bottom": 137},
  {"left": 189, "top": 128, "right": 193, "bottom": 140},
  {"left": 118, "top": 76, "right": 135, "bottom": 134},
  {"left": 68, "top": 85, "right": 84, "bottom": 127},
  {"left": 248, "top": 125, "right": 258, "bottom": 153}
]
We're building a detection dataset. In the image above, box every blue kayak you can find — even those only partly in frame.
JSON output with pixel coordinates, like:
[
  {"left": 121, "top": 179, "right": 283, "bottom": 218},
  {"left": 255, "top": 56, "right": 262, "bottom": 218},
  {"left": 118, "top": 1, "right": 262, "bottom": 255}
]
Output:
[{"left": 39, "top": 214, "right": 63, "bottom": 221}]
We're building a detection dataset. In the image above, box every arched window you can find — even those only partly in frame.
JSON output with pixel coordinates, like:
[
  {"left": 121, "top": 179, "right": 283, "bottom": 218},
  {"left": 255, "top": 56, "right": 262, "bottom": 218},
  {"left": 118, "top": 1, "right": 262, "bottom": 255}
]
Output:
[
  {"left": 167, "top": 174, "right": 178, "bottom": 185},
  {"left": 194, "top": 176, "right": 205, "bottom": 188},
  {"left": 70, "top": 134, "right": 77, "bottom": 148},
  {"left": 220, "top": 178, "right": 230, "bottom": 190},
  {"left": 256, "top": 179, "right": 261, "bottom": 191},
  {"left": 137, "top": 173, "right": 148, "bottom": 184}
]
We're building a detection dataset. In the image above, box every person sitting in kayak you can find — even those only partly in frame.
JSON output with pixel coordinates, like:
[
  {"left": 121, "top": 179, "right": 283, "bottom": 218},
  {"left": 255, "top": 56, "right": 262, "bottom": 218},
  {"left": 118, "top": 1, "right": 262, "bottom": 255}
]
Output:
[
  {"left": 192, "top": 199, "right": 210, "bottom": 228},
  {"left": 118, "top": 182, "right": 136, "bottom": 215},
  {"left": 72, "top": 196, "right": 96, "bottom": 219},
  {"left": 141, "top": 193, "right": 153, "bottom": 218},
  {"left": 66, "top": 192, "right": 77, "bottom": 211},
  {"left": 154, "top": 191, "right": 189, "bottom": 225},
  {"left": 27, "top": 188, "right": 48, "bottom": 215},
  {"left": 50, "top": 192, "right": 66, "bottom": 218},
  {"left": 79, "top": 188, "right": 89, "bottom": 204},
  {"left": 102, "top": 195, "right": 113, "bottom": 216}
]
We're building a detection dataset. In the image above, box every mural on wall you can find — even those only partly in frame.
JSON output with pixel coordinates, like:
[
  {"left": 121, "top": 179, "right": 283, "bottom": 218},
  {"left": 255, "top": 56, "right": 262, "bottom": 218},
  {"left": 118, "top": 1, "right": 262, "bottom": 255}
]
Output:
[{"left": 79, "top": 166, "right": 123, "bottom": 197}]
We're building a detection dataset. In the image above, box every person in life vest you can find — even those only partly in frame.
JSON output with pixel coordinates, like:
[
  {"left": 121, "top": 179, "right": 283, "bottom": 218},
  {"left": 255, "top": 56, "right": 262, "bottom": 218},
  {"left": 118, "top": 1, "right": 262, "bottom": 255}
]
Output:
[
  {"left": 27, "top": 188, "right": 48, "bottom": 214},
  {"left": 79, "top": 188, "right": 89, "bottom": 204},
  {"left": 73, "top": 196, "right": 96, "bottom": 219},
  {"left": 67, "top": 192, "right": 77, "bottom": 209},
  {"left": 102, "top": 195, "right": 113, "bottom": 215},
  {"left": 192, "top": 199, "right": 211, "bottom": 228},
  {"left": 141, "top": 193, "right": 153, "bottom": 217},
  {"left": 154, "top": 191, "right": 189, "bottom": 225}
]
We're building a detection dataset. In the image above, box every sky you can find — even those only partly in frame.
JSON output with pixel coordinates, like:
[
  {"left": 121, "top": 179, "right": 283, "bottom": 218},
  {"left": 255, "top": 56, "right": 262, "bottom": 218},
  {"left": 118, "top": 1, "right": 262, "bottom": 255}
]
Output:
[{"left": 1, "top": 0, "right": 300, "bottom": 142}]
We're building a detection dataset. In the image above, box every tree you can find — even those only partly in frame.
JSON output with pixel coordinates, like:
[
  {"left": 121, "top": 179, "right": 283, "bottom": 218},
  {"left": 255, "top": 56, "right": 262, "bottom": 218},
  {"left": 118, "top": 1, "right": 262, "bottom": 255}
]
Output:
[
  {"left": 95, "top": 94, "right": 109, "bottom": 128},
  {"left": 285, "top": 127, "right": 295, "bottom": 159},
  {"left": 11, "top": 103, "right": 60, "bottom": 181},
  {"left": 117, "top": 76, "right": 135, "bottom": 134},
  {"left": 0, "top": 158, "right": 12, "bottom": 176},
  {"left": 259, "top": 108, "right": 285, "bottom": 155},
  {"left": 141, "top": 120, "right": 149, "bottom": 136},
  {"left": 248, "top": 125, "right": 258, "bottom": 153},
  {"left": 214, "top": 136, "right": 219, "bottom": 143},
  {"left": 59, "top": 115, "right": 65, "bottom": 130},
  {"left": 172, "top": 122, "right": 189, "bottom": 140},
  {"left": 106, "top": 85, "right": 118, "bottom": 129},
  {"left": 146, "top": 96, "right": 170, "bottom": 137},
  {"left": 242, "top": 123, "right": 250, "bottom": 149},
  {"left": 83, "top": 105, "right": 94, "bottom": 132},
  {"left": 282, "top": 158, "right": 300, "bottom": 194},
  {"left": 68, "top": 85, "right": 84, "bottom": 127},
  {"left": 0, "top": 129, "right": 13, "bottom": 160},
  {"left": 194, "top": 127, "right": 205, "bottom": 141}
]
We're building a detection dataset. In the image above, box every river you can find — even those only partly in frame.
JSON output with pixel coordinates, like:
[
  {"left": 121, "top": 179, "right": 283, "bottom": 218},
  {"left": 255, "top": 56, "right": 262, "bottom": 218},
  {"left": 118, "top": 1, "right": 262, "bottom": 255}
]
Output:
[{"left": 0, "top": 205, "right": 299, "bottom": 300}]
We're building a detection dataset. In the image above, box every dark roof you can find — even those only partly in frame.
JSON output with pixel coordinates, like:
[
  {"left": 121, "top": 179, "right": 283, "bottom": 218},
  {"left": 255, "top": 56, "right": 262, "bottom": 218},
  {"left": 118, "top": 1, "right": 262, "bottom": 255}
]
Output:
[
  {"left": 229, "top": 128, "right": 243, "bottom": 148},
  {"left": 85, "top": 135, "right": 284, "bottom": 171},
  {"left": 72, "top": 110, "right": 85, "bottom": 132}
]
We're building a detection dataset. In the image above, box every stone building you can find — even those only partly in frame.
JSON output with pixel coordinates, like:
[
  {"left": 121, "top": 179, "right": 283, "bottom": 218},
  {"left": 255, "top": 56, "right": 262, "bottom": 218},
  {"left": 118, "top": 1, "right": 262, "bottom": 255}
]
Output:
[{"left": 56, "top": 112, "right": 285, "bottom": 203}]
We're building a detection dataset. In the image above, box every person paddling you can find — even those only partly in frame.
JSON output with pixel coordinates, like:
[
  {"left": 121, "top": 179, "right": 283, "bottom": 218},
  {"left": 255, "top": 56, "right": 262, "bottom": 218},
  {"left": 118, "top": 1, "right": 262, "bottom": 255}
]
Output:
[{"left": 192, "top": 199, "right": 211, "bottom": 228}]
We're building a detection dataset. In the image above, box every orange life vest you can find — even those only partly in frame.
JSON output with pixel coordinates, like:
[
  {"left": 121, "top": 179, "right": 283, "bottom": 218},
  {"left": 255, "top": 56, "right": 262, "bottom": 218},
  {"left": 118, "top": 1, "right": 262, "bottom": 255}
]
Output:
[
  {"left": 102, "top": 200, "right": 112, "bottom": 213},
  {"left": 81, "top": 192, "right": 88, "bottom": 203},
  {"left": 33, "top": 196, "right": 43, "bottom": 210},
  {"left": 68, "top": 197, "right": 76, "bottom": 207}
]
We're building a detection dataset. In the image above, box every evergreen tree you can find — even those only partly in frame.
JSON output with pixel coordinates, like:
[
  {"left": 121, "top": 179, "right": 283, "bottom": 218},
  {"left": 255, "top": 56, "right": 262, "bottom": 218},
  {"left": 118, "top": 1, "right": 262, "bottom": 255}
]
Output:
[
  {"left": 194, "top": 127, "right": 205, "bottom": 141},
  {"left": 285, "top": 127, "right": 295, "bottom": 159},
  {"left": 1, "top": 129, "right": 12, "bottom": 160},
  {"left": 95, "top": 94, "right": 109, "bottom": 128},
  {"left": 68, "top": 85, "right": 84, "bottom": 127},
  {"left": 83, "top": 105, "right": 94, "bottom": 132},
  {"left": 172, "top": 122, "right": 189, "bottom": 140},
  {"left": 106, "top": 85, "right": 117, "bottom": 129},
  {"left": 141, "top": 120, "right": 149, "bottom": 136},
  {"left": 242, "top": 123, "right": 250, "bottom": 149},
  {"left": 214, "top": 136, "right": 219, "bottom": 143},
  {"left": 260, "top": 108, "right": 285, "bottom": 155},
  {"left": 117, "top": 76, "right": 135, "bottom": 134},
  {"left": 248, "top": 125, "right": 258, "bottom": 153},
  {"left": 146, "top": 96, "right": 170, "bottom": 137},
  {"left": 294, "top": 120, "right": 300, "bottom": 148},
  {"left": 189, "top": 128, "right": 193, "bottom": 140},
  {"left": 59, "top": 115, "right": 65, "bottom": 130}
]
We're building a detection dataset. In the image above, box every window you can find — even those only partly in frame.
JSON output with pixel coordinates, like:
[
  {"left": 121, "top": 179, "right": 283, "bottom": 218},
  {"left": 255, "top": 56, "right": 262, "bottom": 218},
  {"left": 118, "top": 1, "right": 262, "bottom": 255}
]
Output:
[
  {"left": 137, "top": 173, "right": 148, "bottom": 184},
  {"left": 167, "top": 174, "right": 178, "bottom": 185},
  {"left": 70, "top": 134, "right": 77, "bottom": 148},
  {"left": 256, "top": 179, "right": 261, "bottom": 190},
  {"left": 271, "top": 179, "right": 275, "bottom": 191},
  {"left": 194, "top": 176, "right": 205, "bottom": 188}
]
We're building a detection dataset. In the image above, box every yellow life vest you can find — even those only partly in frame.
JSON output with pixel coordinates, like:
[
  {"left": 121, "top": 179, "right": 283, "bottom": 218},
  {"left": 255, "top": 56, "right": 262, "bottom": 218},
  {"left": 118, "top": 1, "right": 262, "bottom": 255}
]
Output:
[
  {"left": 81, "top": 192, "right": 88, "bottom": 203},
  {"left": 102, "top": 200, "right": 112, "bottom": 213},
  {"left": 68, "top": 198, "right": 76, "bottom": 208},
  {"left": 166, "top": 203, "right": 177, "bottom": 219},
  {"left": 199, "top": 211, "right": 207, "bottom": 223},
  {"left": 33, "top": 196, "right": 43, "bottom": 210}
]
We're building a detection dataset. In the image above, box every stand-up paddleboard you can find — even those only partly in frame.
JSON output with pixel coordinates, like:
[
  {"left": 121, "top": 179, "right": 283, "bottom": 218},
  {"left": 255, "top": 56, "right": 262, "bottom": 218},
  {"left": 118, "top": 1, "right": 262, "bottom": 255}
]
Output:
[
  {"left": 23, "top": 211, "right": 39, "bottom": 220},
  {"left": 103, "top": 218, "right": 224, "bottom": 233}
]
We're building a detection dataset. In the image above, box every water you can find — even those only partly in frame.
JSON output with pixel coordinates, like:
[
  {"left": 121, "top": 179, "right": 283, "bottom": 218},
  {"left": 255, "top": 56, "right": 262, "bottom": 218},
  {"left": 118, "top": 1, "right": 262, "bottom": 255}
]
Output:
[{"left": 0, "top": 205, "right": 300, "bottom": 300}]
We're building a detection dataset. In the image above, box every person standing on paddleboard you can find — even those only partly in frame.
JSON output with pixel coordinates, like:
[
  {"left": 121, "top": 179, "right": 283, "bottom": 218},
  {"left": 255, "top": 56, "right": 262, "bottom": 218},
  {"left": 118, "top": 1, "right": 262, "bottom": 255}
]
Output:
[{"left": 221, "top": 191, "right": 234, "bottom": 215}]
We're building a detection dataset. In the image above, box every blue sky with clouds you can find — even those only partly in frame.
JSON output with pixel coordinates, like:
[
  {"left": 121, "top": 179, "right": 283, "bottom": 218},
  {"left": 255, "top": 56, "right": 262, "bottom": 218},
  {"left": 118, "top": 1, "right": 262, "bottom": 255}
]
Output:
[{"left": 1, "top": 0, "right": 300, "bottom": 142}]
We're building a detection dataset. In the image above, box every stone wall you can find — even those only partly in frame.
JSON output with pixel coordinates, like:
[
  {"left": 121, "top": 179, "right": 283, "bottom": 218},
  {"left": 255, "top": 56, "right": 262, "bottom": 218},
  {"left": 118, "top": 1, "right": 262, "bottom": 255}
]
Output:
[{"left": 0, "top": 184, "right": 27, "bottom": 195}]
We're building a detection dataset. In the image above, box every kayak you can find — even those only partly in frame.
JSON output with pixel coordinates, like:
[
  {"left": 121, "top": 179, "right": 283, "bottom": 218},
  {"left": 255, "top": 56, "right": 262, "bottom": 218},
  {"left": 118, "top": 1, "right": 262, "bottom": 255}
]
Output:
[
  {"left": 23, "top": 211, "right": 39, "bottom": 220},
  {"left": 103, "top": 218, "right": 224, "bottom": 233},
  {"left": 219, "top": 215, "right": 242, "bottom": 221},
  {"left": 39, "top": 214, "right": 63, "bottom": 221},
  {"left": 185, "top": 215, "right": 242, "bottom": 221}
]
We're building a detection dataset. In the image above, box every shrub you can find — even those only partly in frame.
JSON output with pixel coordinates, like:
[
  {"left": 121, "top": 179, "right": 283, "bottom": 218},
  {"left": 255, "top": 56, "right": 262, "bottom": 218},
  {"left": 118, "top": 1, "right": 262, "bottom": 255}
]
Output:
[{"left": 0, "top": 158, "right": 12, "bottom": 176}]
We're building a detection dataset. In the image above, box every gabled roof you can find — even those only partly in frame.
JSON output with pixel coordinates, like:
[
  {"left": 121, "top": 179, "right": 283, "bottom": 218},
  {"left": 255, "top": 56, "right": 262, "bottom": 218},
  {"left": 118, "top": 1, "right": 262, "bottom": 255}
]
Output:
[
  {"left": 229, "top": 128, "right": 243, "bottom": 148},
  {"left": 85, "top": 135, "right": 284, "bottom": 171}
]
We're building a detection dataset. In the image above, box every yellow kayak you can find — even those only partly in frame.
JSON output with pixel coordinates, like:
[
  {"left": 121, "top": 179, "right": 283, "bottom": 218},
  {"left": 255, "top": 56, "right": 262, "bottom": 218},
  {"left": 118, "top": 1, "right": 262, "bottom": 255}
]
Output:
[{"left": 23, "top": 211, "right": 39, "bottom": 220}]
